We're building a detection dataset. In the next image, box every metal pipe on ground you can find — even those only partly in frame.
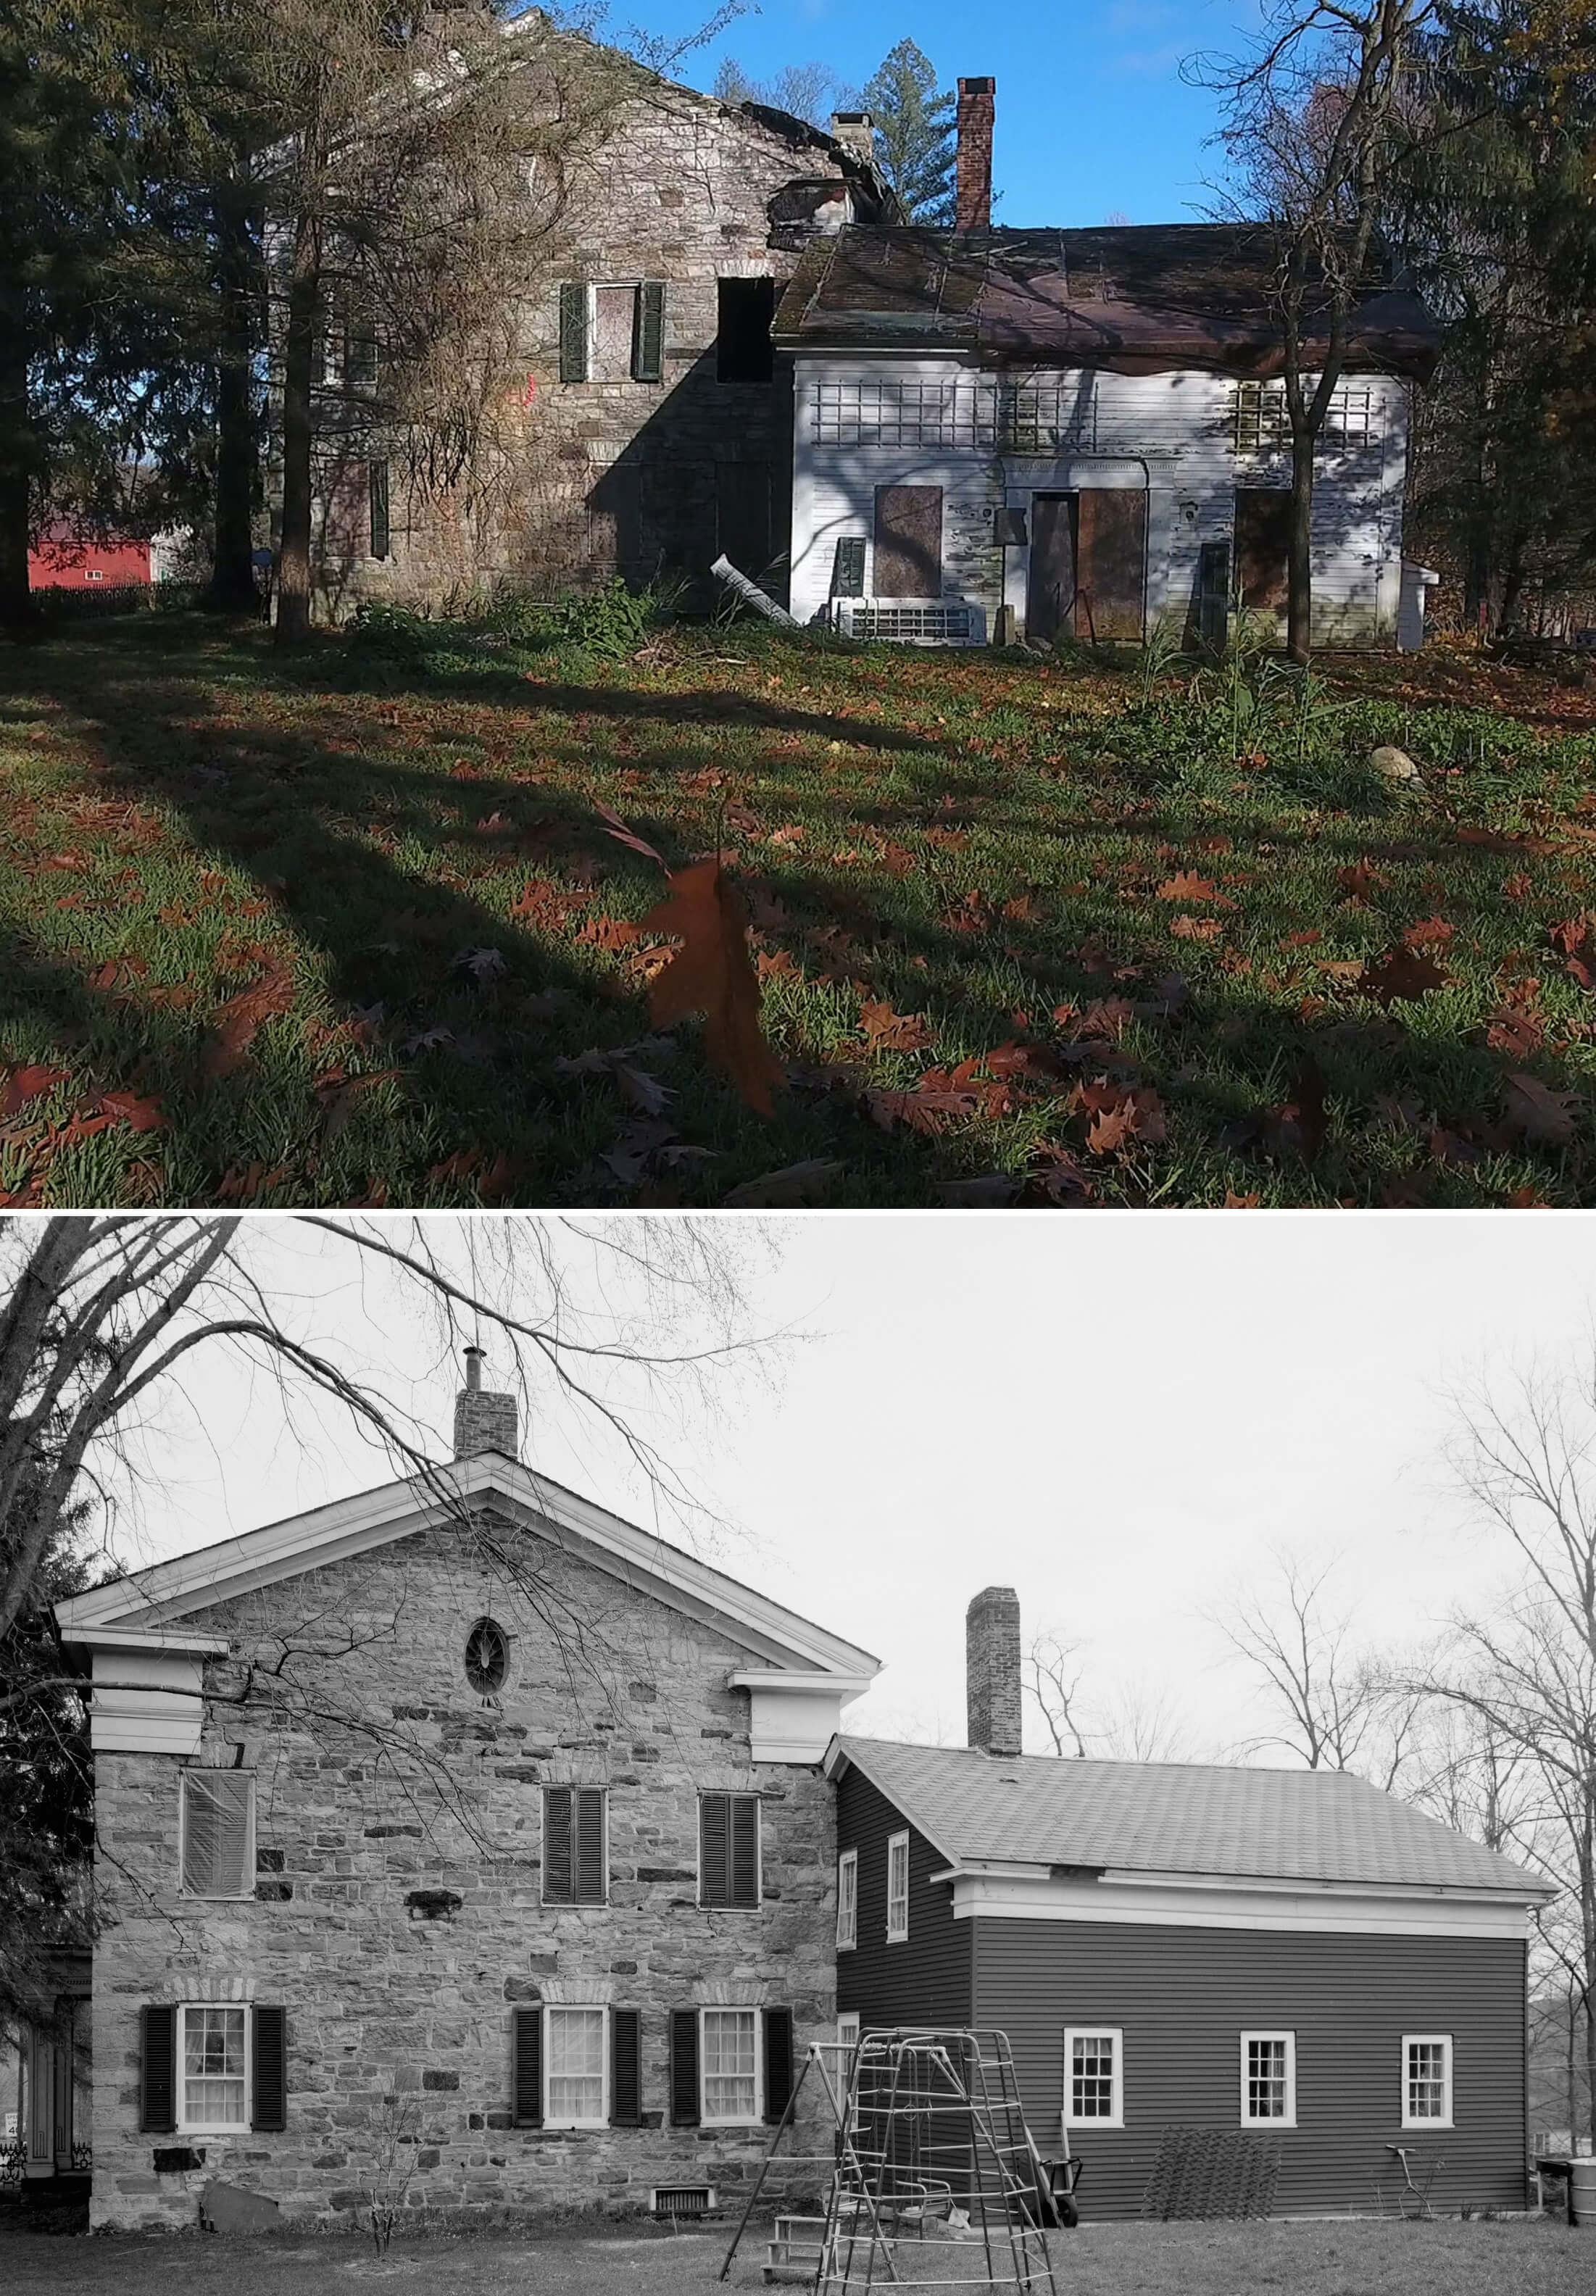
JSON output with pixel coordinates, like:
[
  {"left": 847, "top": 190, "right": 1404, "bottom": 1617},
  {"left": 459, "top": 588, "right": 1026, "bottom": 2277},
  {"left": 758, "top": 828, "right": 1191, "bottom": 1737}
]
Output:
[{"left": 710, "top": 553, "right": 798, "bottom": 628}]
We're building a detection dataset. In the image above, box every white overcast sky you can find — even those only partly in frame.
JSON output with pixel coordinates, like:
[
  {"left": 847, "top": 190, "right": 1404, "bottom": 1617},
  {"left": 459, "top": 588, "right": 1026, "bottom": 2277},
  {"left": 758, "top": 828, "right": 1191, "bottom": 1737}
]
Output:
[{"left": 117, "top": 1213, "right": 1596, "bottom": 1767}]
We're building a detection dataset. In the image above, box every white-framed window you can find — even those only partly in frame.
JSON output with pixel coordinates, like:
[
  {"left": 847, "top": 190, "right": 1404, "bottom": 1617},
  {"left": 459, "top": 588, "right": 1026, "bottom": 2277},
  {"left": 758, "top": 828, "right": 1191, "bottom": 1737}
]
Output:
[
  {"left": 180, "top": 1770, "right": 255, "bottom": 1898},
  {"left": 545, "top": 2005, "right": 607, "bottom": 2129},
  {"left": 1240, "top": 2032, "right": 1297, "bottom": 2127},
  {"left": 178, "top": 2003, "right": 249, "bottom": 2131},
  {"left": 886, "top": 1831, "right": 909, "bottom": 1942},
  {"left": 1402, "top": 2034, "right": 1453, "bottom": 2128},
  {"left": 837, "top": 2013, "right": 861, "bottom": 2053},
  {"left": 836, "top": 1849, "right": 858, "bottom": 1950},
  {"left": 1063, "top": 2028, "right": 1123, "bottom": 2129},
  {"left": 701, "top": 2008, "right": 760, "bottom": 2125}
]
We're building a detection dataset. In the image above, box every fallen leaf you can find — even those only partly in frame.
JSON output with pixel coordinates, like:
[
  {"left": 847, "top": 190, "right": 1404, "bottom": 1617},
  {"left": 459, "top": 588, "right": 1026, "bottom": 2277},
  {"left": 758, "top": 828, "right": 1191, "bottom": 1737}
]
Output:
[
  {"left": 0, "top": 1065, "right": 67, "bottom": 1119},
  {"left": 1402, "top": 916, "right": 1455, "bottom": 948},
  {"left": 860, "top": 1000, "right": 934, "bottom": 1053},
  {"left": 1356, "top": 945, "right": 1450, "bottom": 1005},
  {"left": 1170, "top": 914, "right": 1222, "bottom": 941},
  {"left": 204, "top": 967, "right": 296, "bottom": 1077},
  {"left": 722, "top": 1159, "right": 843, "bottom": 1207},
  {"left": 1157, "top": 872, "right": 1222, "bottom": 903},
  {"left": 1503, "top": 1072, "right": 1577, "bottom": 1147},
  {"left": 1485, "top": 1008, "right": 1545, "bottom": 1058}
]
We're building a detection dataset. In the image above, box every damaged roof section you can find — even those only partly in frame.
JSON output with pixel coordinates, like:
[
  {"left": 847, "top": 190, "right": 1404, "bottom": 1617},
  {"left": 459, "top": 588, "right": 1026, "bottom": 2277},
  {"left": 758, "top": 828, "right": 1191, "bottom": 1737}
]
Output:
[{"left": 774, "top": 223, "right": 1442, "bottom": 380}]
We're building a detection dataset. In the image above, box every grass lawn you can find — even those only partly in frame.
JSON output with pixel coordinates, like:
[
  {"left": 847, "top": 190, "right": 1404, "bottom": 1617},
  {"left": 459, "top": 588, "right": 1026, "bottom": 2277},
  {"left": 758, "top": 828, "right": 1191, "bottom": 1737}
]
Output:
[
  {"left": 3, "top": 609, "right": 1596, "bottom": 1207},
  {"left": 0, "top": 2216, "right": 1591, "bottom": 2295}
]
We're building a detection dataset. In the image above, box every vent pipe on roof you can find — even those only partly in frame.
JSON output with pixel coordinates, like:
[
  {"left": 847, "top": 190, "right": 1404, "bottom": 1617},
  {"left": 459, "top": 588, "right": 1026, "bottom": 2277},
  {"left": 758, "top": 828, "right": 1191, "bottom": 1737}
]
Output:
[
  {"left": 452, "top": 1346, "right": 518, "bottom": 1460},
  {"left": 955, "top": 78, "right": 995, "bottom": 235},
  {"left": 967, "top": 1585, "right": 1022, "bottom": 1758}
]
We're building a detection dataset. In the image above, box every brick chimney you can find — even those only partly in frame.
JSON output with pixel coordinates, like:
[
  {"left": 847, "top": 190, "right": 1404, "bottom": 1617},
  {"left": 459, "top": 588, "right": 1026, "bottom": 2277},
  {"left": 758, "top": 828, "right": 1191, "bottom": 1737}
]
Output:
[
  {"left": 452, "top": 1346, "right": 518, "bottom": 1460},
  {"left": 829, "top": 110, "right": 876, "bottom": 165},
  {"left": 955, "top": 78, "right": 995, "bottom": 234},
  {"left": 967, "top": 1586, "right": 1022, "bottom": 1758}
]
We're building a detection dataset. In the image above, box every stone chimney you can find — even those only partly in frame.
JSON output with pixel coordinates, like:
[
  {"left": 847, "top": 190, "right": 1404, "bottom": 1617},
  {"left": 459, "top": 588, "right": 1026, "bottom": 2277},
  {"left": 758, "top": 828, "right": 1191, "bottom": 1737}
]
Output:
[
  {"left": 966, "top": 1586, "right": 1022, "bottom": 1758},
  {"left": 955, "top": 78, "right": 995, "bottom": 234},
  {"left": 452, "top": 1346, "right": 518, "bottom": 1460},
  {"left": 829, "top": 110, "right": 876, "bottom": 165}
]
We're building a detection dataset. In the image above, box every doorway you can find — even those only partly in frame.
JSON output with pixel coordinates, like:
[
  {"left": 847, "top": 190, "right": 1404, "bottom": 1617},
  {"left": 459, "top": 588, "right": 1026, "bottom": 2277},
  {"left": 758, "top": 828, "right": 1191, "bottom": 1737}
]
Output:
[
  {"left": 1026, "top": 488, "right": 1147, "bottom": 644},
  {"left": 1026, "top": 494, "right": 1076, "bottom": 644}
]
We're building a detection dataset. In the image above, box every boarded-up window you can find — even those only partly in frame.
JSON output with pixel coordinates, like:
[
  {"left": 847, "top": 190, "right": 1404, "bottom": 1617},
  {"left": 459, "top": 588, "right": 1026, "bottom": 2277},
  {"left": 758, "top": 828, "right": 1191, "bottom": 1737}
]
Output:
[
  {"left": 593, "top": 286, "right": 636, "bottom": 381},
  {"left": 180, "top": 1771, "right": 254, "bottom": 1897},
  {"left": 717, "top": 278, "right": 776, "bottom": 383},
  {"left": 1234, "top": 489, "right": 1291, "bottom": 612},
  {"left": 1076, "top": 488, "right": 1146, "bottom": 642},
  {"left": 873, "top": 485, "right": 943, "bottom": 597}
]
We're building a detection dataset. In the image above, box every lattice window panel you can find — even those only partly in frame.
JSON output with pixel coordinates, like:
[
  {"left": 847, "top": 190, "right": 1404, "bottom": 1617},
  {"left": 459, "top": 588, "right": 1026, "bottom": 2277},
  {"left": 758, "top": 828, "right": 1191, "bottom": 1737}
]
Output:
[
  {"left": 812, "top": 380, "right": 988, "bottom": 447},
  {"left": 834, "top": 601, "right": 976, "bottom": 645},
  {"left": 1235, "top": 379, "right": 1377, "bottom": 451}
]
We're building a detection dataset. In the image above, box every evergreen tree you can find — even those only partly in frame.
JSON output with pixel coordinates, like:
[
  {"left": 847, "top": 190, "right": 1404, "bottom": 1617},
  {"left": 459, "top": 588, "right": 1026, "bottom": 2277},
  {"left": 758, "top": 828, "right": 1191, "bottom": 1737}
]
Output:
[{"left": 862, "top": 40, "right": 956, "bottom": 225}]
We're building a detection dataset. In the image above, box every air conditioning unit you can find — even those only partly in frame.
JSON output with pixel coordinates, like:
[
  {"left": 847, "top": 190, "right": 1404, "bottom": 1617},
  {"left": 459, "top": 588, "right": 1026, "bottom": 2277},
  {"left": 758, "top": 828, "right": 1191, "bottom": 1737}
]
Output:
[
  {"left": 651, "top": 2184, "right": 719, "bottom": 2218},
  {"left": 832, "top": 599, "right": 979, "bottom": 646}
]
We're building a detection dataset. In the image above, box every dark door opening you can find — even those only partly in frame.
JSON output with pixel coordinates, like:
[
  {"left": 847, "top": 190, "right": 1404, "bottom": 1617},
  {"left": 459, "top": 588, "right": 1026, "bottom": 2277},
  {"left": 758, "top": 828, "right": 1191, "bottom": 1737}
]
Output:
[{"left": 1026, "top": 493, "right": 1076, "bottom": 643}]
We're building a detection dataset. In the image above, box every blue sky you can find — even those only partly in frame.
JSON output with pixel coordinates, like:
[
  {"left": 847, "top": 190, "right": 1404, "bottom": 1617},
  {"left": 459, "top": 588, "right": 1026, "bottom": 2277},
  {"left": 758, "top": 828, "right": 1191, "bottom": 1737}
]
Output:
[{"left": 615, "top": 0, "right": 1261, "bottom": 225}]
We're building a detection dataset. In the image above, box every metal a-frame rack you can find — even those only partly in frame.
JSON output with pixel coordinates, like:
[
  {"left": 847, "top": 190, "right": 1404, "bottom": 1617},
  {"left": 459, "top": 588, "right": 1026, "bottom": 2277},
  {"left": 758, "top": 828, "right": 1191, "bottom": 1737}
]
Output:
[{"left": 721, "top": 2030, "right": 1060, "bottom": 2292}]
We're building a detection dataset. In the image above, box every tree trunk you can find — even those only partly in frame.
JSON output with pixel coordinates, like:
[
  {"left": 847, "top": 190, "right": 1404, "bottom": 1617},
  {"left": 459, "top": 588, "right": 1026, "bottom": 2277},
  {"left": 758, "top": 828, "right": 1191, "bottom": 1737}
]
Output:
[
  {"left": 1287, "top": 426, "right": 1314, "bottom": 664},
  {"left": 274, "top": 207, "right": 320, "bottom": 648},
  {"left": 205, "top": 186, "right": 262, "bottom": 615},
  {"left": 0, "top": 296, "right": 36, "bottom": 631}
]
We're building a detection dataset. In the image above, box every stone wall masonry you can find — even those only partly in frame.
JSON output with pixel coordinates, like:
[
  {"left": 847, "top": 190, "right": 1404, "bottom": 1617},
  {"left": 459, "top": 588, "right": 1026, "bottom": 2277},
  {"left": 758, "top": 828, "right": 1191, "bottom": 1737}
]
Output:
[
  {"left": 311, "top": 83, "right": 863, "bottom": 618},
  {"left": 90, "top": 1518, "right": 840, "bottom": 2229}
]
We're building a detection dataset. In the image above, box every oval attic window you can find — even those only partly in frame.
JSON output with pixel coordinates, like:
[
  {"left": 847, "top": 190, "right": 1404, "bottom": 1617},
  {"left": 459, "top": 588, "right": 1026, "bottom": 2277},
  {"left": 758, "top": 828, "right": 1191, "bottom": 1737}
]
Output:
[{"left": 464, "top": 1617, "right": 508, "bottom": 1695}]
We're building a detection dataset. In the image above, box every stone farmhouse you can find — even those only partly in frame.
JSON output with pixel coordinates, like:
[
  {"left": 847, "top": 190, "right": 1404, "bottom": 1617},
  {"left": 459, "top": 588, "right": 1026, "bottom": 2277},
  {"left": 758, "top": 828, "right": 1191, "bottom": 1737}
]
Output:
[
  {"left": 51, "top": 1359, "right": 877, "bottom": 2229},
  {"left": 307, "top": 25, "right": 894, "bottom": 619},
  {"left": 34, "top": 1377, "right": 1550, "bottom": 2230},
  {"left": 778, "top": 81, "right": 1442, "bottom": 650}
]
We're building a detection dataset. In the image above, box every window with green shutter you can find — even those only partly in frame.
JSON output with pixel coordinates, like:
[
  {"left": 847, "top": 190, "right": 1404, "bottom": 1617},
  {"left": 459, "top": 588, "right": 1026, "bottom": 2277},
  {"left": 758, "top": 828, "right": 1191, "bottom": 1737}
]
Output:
[
  {"left": 559, "top": 282, "right": 589, "bottom": 381},
  {"left": 632, "top": 280, "right": 665, "bottom": 382}
]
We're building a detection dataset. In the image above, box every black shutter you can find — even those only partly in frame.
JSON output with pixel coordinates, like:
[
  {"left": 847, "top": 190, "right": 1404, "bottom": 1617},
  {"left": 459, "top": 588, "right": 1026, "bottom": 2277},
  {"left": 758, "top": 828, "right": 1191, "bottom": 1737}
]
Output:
[
  {"left": 141, "top": 2004, "right": 177, "bottom": 2133},
  {"left": 252, "top": 2004, "right": 287, "bottom": 2132},
  {"left": 611, "top": 2009, "right": 641, "bottom": 2127},
  {"left": 670, "top": 2008, "right": 699, "bottom": 2126},
  {"left": 699, "top": 1793, "right": 728, "bottom": 1908},
  {"left": 544, "top": 1787, "right": 573, "bottom": 1903},
  {"left": 512, "top": 2007, "right": 543, "bottom": 2127},
  {"left": 559, "top": 282, "right": 588, "bottom": 382},
  {"left": 368, "top": 461, "right": 390, "bottom": 562},
  {"left": 764, "top": 2008, "right": 794, "bottom": 2124},
  {"left": 632, "top": 280, "right": 665, "bottom": 382},
  {"left": 731, "top": 1796, "right": 760, "bottom": 1908},
  {"left": 575, "top": 1789, "right": 606, "bottom": 1903}
]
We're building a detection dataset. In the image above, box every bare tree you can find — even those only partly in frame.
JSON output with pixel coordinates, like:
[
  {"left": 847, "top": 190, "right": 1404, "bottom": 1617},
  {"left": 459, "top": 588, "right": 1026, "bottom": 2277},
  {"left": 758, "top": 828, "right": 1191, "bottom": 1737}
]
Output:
[
  {"left": 1422, "top": 1355, "right": 1596, "bottom": 2145},
  {"left": 1210, "top": 1546, "right": 1423, "bottom": 1785},
  {"left": 1026, "top": 1629, "right": 1198, "bottom": 1762},
  {"left": 1192, "top": 0, "right": 1435, "bottom": 659}
]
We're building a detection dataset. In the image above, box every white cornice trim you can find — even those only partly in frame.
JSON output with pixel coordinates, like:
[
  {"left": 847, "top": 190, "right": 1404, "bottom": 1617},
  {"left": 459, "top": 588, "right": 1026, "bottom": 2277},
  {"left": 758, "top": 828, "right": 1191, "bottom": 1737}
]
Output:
[
  {"left": 56, "top": 1456, "right": 880, "bottom": 1686},
  {"left": 942, "top": 1868, "right": 1540, "bottom": 1941},
  {"left": 72, "top": 1626, "right": 230, "bottom": 1657}
]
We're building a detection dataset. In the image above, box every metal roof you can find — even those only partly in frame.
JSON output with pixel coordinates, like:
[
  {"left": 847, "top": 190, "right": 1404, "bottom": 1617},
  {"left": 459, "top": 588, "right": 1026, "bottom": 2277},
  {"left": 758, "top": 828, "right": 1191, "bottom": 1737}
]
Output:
[
  {"left": 831, "top": 1736, "right": 1550, "bottom": 1897},
  {"left": 774, "top": 223, "right": 1442, "bottom": 379}
]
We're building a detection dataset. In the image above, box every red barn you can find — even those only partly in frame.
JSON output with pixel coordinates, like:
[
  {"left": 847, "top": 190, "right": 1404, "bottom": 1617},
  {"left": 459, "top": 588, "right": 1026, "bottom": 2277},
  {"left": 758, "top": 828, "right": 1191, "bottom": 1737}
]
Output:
[{"left": 28, "top": 525, "right": 151, "bottom": 591}]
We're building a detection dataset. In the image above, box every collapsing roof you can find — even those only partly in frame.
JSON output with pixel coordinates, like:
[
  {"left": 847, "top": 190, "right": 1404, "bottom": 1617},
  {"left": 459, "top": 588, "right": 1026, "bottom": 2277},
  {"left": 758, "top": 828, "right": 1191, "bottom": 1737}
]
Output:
[
  {"left": 774, "top": 223, "right": 1442, "bottom": 380},
  {"left": 827, "top": 1736, "right": 1550, "bottom": 1899}
]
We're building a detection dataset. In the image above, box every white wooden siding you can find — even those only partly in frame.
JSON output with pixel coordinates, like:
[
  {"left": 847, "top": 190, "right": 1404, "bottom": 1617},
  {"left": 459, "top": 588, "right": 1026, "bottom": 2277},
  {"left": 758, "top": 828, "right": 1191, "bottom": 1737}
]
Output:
[{"left": 791, "top": 357, "right": 1413, "bottom": 644}]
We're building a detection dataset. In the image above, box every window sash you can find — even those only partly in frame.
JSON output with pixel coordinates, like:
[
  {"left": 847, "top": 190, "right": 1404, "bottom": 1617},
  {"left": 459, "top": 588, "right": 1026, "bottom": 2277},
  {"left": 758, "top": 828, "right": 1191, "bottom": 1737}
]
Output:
[
  {"left": 546, "top": 2007, "right": 607, "bottom": 2127},
  {"left": 886, "top": 1831, "right": 909, "bottom": 1941},
  {"left": 1063, "top": 2028, "right": 1122, "bottom": 2127},
  {"left": 1402, "top": 2035, "right": 1452, "bottom": 2126},
  {"left": 701, "top": 2009, "right": 759, "bottom": 2124},
  {"left": 836, "top": 1850, "right": 857, "bottom": 1950},
  {"left": 1240, "top": 2032, "right": 1296, "bottom": 2126},
  {"left": 180, "top": 1772, "right": 254, "bottom": 1898},
  {"left": 180, "top": 2006, "right": 248, "bottom": 2131}
]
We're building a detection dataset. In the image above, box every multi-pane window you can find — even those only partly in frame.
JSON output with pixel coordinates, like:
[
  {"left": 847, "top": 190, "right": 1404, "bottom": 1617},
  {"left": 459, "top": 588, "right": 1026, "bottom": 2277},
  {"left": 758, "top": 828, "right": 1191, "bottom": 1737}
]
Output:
[
  {"left": 180, "top": 1771, "right": 254, "bottom": 1898},
  {"left": 542, "top": 1787, "right": 607, "bottom": 1905},
  {"left": 181, "top": 2005, "right": 247, "bottom": 2129},
  {"left": 702, "top": 2008, "right": 759, "bottom": 2123},
  {"left": 886, "top": 1831, "right": 909, "bottom": 1942},
  {"left": 809, "top": 378, "right": 1100, "bottom": 453},
  {"left": 836, "top": 1849, "right": 858, "bottom": 1950},
  {"left": 1402, "top": 2034, "right": 1452, "bottom": 2126},
  {"left": 699, "top": 1792, "right": 760, "bottom": 1908},
  {"left": 546, "top": 2006, "right": 607, "bottom": 2127},
  {"left": 1063, "top": 2029, "right": 1123, "bottom": 2128},
  {"left": 1234, "top": 378, "right": 1377, "bottom": 452},
  {"left": 1241, "top": 2032, "right": 1296, "bottom": 2126}
]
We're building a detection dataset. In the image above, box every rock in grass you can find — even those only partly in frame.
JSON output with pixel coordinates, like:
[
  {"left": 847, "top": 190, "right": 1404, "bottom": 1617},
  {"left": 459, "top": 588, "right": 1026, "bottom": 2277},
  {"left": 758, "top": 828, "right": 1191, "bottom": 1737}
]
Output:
[{"left": 1370, "top": 744, "right": 1422, "bottom": 786}]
